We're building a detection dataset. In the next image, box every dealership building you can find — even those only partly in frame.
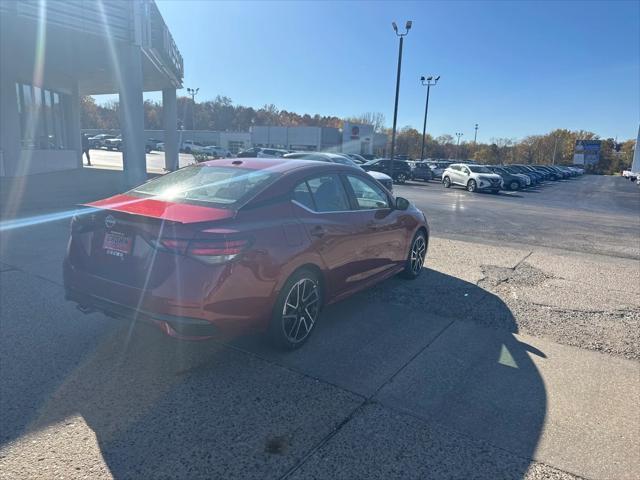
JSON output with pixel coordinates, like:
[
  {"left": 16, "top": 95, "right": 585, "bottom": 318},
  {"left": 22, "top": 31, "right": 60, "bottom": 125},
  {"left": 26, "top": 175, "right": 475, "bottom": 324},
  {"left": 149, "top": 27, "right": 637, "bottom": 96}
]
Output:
[
  {"left": 250, "top": 124, "right": 387, "bottom": 155},
  {"left": 0, "top": 0, "right": 182, "bottom": 185}
]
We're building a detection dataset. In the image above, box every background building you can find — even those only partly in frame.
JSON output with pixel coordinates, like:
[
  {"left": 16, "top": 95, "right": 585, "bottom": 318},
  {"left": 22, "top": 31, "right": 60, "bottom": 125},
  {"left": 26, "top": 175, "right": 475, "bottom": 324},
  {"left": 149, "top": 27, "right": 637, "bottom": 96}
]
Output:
[{"left": 0, "top": 0, "right": 183, "bottom": 185}]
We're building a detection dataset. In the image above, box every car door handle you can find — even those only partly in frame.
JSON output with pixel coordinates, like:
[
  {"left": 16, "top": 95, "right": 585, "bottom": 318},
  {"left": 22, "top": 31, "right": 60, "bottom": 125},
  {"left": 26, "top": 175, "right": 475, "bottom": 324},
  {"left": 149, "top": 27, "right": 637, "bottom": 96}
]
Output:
[{"left": 310, "top": 226, "right": 326, "bottom": 237}]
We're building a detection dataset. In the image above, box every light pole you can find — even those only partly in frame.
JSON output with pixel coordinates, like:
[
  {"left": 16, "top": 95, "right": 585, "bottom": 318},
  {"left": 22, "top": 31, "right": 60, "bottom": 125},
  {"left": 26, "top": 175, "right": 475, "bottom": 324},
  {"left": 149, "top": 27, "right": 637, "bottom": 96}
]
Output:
[
  {"left": 186, "top": 87, "right": 199, "bottom": 130},
  {"left": 389, "top": 20, "right": 412, "bottom": 182},
  {"left": 419, "top": 75, "right": 439, "bottom": 161},
  {"left": 474, "top": 123, "right": 479, "bottom": 144},
  {"left": 455, "top": 132, "right": 464, "bottom": 159},
  {"left": 552, "top": 135, "right": 559, "bottom": 165}
]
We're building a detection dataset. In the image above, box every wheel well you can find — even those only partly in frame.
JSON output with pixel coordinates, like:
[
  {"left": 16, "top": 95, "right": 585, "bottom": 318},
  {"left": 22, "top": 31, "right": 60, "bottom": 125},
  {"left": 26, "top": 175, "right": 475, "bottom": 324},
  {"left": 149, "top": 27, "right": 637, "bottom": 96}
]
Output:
[{"left": 288, "top": 263, "right": 326, "bottom": 297}]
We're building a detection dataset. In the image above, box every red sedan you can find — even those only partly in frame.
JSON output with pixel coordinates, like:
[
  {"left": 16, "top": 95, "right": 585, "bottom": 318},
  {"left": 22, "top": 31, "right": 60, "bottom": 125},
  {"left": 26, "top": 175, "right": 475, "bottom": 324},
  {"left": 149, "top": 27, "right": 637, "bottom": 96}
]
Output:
[{"left": 64, "top": 158, "right": 429, "bottom": 349}]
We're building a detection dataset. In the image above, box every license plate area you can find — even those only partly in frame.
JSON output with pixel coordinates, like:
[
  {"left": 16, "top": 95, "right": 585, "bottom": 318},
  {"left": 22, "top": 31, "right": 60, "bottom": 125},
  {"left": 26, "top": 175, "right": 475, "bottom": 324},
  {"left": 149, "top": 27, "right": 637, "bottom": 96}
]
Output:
[{"left": 103, "top": 231, "right": 133, "bottom": 257}]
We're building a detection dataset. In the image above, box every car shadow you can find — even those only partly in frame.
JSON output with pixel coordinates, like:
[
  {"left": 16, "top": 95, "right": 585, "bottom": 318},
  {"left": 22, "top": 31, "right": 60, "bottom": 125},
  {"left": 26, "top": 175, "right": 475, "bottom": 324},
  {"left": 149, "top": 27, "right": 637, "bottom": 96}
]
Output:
[{"left": 0, "top": 268, "right": 546, "bottom": 479}]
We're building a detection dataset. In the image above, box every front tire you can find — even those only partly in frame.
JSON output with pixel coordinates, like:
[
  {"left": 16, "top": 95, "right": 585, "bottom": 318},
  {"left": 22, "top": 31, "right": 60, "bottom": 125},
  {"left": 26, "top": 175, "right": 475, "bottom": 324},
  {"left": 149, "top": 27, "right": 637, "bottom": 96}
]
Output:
[
  {"left": 401, "top": 231, "right": 427, "bottom": 279},
  {"left": 269, "top": 269, "right": 323, "bottom": 350},
  {"left": 395, "top": 172, "right": 408, "bottom": 184},
  {"left": 467, "top": 179, "right": 477, "bottom": 192},
  {"left": 443, "top": 176, "right": 451, "bottom": 188},
  {"left": 509, "top": 180, "right": 519, "bottom": 190}
]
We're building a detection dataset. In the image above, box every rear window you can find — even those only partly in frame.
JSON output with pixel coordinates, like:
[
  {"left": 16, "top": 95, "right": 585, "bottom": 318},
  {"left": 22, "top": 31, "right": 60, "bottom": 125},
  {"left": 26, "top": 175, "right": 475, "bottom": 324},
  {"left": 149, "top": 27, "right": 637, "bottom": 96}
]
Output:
[{"left": 130, "top": 165, "right": 279, "bottom": 207}]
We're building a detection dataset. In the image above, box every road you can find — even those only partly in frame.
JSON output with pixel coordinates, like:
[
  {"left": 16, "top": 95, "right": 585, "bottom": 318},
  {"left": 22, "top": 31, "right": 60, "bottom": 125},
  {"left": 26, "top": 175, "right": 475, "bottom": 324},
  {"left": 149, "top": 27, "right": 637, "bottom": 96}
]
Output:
[
  {"left": 1, "top": 172, "right": 639, "bottom": 479},
  {"left": 395, "top": 174, "right": 640, "bottom": 258}
]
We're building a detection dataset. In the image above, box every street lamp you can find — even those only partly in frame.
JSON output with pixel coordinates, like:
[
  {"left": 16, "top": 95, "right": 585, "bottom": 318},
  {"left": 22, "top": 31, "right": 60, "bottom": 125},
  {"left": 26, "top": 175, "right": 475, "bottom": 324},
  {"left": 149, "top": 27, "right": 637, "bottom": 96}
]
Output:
[
  {"left": 419, "top": 75, "right": 440, "bottom": 161},
  {"left": 389, "top": 20, "right": 412, "bottom": 182},
  {"left": 455, "top": 132, "right": 464, "bottom": 159},
  {"left": 474, "top": 123, "right": 479, "bottom": 144},
  {"left": 186, "top": 87, "right": 199, "bottom": 130}
]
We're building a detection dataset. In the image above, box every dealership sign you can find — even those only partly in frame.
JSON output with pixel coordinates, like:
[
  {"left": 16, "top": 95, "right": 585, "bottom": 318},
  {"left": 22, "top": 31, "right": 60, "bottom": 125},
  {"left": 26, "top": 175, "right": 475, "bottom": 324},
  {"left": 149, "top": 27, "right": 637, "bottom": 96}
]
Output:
[{"left": 573, "top": 140, "right": 601, "bottom": 165}]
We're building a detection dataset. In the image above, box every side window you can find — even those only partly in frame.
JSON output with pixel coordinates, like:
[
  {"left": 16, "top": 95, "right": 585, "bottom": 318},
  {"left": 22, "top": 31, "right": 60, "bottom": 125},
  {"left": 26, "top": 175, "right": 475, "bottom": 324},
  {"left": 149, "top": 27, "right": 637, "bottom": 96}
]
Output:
[
  {"left": 462, "top": 167, "right": 470, "bottom": 175},
  {"left": 292, "top": 181, "right": 315, "bottom": 210},
  {"left": 346, "top": 175, "right": 390, "bottom": 210},
  {"left": 305, "top": 175, "right": 350, "bottom": 212}
]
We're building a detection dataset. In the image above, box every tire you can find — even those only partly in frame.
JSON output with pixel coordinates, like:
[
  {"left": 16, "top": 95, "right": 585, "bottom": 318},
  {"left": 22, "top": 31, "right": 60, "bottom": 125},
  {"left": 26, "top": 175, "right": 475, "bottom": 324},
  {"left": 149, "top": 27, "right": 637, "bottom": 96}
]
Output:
[
  {"left": 467, "top": 179, "right": 477, "bottom": 192},
  {"left": 443, "top": 176, "right": 451, "bottom": 188},
  {"left": 184, "top": 147, "right": 192, "bottom": 154},
  {"left": 269, "top": 268, "right": 323, "bottom": 350},
  {"left": 395, "top": 172, "right": 408, "bottom": 184},
  {"left": 509, "top": 180, "right": 519, "bottom": 191},
  {"left": 401, "top": 231, "right": 427, "bottom": 279}
]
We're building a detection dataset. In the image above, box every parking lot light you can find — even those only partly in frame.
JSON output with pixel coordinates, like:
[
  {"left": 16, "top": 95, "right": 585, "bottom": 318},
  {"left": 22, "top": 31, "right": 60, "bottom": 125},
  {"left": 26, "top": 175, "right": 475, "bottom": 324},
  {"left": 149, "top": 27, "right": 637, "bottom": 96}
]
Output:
[
  {"left": 420, "top": 75, "right": 440, "bottom": 161},
  {"left": 455, "top": 132, "right": 464, "bottom": 159},
  {"left": 389, "top": 20, "right": 412, "bottom": 182}
]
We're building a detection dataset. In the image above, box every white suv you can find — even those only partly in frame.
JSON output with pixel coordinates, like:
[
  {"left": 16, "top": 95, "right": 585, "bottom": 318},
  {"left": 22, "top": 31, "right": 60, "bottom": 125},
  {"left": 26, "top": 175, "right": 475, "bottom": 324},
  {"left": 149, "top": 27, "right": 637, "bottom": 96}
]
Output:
[{"left": 442, "top": 163, "right": 503, "bottom": 193}]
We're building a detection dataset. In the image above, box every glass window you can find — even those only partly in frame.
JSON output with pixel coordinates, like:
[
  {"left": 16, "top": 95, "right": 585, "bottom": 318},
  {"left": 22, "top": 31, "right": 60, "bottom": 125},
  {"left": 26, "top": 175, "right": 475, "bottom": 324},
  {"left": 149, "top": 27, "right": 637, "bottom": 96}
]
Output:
[
  {"left": 131, "top": 165, "right": 279, "bottom": 207},
  {"left": 16, "top": 83, "right": 68, "bottom": 150},
  {"left": 305, "top": 175, "right": 350, "bottom": 212},
  {"left": 346, "top": 175, "right": 390, "bottom": 210},
  {"left": 292, "top": 181, "right": 315, "bottom": 210},
  {"left": 469, "top": 165, "right": 492, "bottom": 173}
]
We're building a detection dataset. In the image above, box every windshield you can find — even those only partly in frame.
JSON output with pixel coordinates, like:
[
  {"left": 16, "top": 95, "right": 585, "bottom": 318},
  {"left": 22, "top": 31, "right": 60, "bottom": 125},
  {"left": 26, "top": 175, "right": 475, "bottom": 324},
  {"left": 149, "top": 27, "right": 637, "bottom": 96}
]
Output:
[
  {"left": 468, "top": 165, "right": 492, "bottom": 173},
  {"left": 130, "top": 165, "right": 278, "bottom": 207}
]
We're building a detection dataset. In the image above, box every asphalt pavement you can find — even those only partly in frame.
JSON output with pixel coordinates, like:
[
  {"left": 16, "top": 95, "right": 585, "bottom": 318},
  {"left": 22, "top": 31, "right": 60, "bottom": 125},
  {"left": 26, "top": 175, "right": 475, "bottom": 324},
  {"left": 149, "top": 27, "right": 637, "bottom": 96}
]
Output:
[{"left": 1, "top": 172, "right": 639, "bottom": 479}]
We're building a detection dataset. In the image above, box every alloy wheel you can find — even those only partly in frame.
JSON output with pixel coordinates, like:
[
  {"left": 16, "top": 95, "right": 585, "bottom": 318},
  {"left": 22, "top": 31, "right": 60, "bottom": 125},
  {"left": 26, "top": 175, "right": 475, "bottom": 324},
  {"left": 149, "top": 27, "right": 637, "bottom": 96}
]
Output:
[
  {"left": 410, "top": 235, "right": 426, "bottom": 274},
  {"left": 467, "top": 180, "right": 476, "bottom": 192},
  {"left": 281, "top": 278, "right": 320, "bottom": 344}
]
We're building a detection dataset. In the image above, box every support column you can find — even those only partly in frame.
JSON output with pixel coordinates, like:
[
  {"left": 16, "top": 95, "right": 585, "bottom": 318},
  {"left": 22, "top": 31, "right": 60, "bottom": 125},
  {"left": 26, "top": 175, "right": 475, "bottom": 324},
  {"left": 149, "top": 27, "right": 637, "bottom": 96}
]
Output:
[
  {"left": 0, "top": 14, "right": 20, "bottom": 177},
  {"left": 162, "top": 88, "right": 178, "bottom": 171},
  {"left": 68, "top": 82, "right": 82, "bottom": 169},
  {"left": 118, "top": 45, "right": 146, "bottom": 187}
]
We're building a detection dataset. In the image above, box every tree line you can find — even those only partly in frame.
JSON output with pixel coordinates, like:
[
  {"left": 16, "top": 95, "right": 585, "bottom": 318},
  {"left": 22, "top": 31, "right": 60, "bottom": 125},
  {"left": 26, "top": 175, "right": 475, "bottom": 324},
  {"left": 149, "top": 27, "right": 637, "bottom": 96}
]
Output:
[{"left": 80, "top": 95, "right": 634, "bottom": 174}]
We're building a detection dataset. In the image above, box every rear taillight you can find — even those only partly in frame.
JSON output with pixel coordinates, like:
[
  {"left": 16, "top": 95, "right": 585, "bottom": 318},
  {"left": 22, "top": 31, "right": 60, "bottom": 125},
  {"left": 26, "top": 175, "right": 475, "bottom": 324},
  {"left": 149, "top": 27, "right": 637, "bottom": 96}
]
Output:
[
  {"left": 153, "top": 236, "right": 250, "bottom": 264},
  {"left": 187, "top": 238, "right": 249, "bottom": 264}
]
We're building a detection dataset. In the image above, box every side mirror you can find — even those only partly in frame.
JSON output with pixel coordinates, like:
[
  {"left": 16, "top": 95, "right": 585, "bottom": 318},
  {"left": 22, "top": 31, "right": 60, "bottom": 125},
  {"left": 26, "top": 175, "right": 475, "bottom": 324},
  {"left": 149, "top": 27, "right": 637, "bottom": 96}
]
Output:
[{"left": 395, "top": 197, "right": 410, "bottom": 210}]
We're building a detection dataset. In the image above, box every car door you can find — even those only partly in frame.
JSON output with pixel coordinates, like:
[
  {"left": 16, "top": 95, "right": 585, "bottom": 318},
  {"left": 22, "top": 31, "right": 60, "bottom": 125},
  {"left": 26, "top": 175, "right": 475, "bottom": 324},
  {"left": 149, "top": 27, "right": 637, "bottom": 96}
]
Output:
[
  {"left": 458, "top": 165, "right": 471, "bottom": 186},
  {"left": 291, "top": 174, "right": 374, "bottom": 299},
  {"left": 343, "top": 173, "right": 407, "bottom": 274}
]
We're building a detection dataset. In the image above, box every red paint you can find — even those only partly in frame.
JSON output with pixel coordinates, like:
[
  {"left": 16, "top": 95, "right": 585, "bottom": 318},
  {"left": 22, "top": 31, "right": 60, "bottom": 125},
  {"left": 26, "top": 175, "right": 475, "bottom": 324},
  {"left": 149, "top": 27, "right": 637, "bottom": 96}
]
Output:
[
  {"left": 65, "top": 160, "right": 429, "bottom": 341},
  {"left": 85, "top": 194, "right": 235, "bottom": 224}
]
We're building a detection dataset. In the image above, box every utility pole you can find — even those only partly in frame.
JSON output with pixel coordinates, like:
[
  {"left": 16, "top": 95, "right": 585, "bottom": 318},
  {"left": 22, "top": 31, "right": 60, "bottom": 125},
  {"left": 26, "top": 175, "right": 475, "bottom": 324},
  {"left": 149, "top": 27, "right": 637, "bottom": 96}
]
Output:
[
  {"left": 186, "top": 87, "right": 199, "bottom": 130},
  {"left": 389, "top": 20, "right": 412, "bottom": 182},
  {"left": 419, "top": 75, "right": 440, "bottom": 161},
  {"left": 552, "top": 135, "right": 559, "bottom": 165}
]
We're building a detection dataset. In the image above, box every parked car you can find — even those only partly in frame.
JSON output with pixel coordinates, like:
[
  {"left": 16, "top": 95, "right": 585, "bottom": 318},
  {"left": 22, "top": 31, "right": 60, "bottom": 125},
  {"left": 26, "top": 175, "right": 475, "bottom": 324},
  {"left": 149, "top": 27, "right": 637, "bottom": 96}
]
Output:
[
  {"left": 203, "top": 145, "right": 232, "bottom": 158},
  {"left": 103, "top": 135, "right": 122, "bottom": 151},
  {"left": 283, "top": 152, "right": 394, "bottom": 192},
  {"left": 411, "top": 161, "right": 434, "bottom": 182},
  {"left": 180, "top": 140, "right": 209, "bottom": 154},
  {"left": 442, "top": 163, "right": 503, "bottom": 193},
  {"left": 257, "top": 148, "right": 289, "bottom": 158},
  {"left": 146, "top": 138, "right": 162, "bottom": 152},
  {"left": 486, "top": 166, "right": 525, "bottom": 190},
  {"left": 507, "top": 165, "right": 543, "bottom": 184},
  {"left": 64, "top": 158, "right": 429, "bottom": 349},
  {"left": 87, "top": 134, "right": 116, "bottom": 149},
  {"left": 425, "top": 160, "right": 452, "bottom": 180},
  {"left": 104, "top": 136, "right": 158, "bottom": 154},
  {"left": 343, "top": 153, "right": 368, "bottom": 164},
  {"left": 236, "top": 147, "right": 262, "bottom": 157},
  {"left": 362, "top": 158, "right": 413, "bottom": 184}
]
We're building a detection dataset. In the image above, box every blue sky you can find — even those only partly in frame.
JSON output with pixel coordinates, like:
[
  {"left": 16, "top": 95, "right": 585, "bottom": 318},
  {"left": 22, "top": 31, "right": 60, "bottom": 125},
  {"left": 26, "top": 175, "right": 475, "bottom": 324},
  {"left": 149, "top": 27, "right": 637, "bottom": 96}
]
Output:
[{"left": 143, "top": 0, "right": 639, "bottom": 142}]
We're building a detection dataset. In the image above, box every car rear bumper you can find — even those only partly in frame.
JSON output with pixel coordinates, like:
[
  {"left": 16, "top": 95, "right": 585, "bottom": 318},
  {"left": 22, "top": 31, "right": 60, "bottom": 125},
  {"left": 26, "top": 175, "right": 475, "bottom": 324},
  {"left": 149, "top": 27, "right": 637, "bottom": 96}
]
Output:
[
  {"left": 65, "top": 286, "right": 218, "bottom": 339},
  {"left": 63, "top": 256, "right": 272, "bottom": 339}
]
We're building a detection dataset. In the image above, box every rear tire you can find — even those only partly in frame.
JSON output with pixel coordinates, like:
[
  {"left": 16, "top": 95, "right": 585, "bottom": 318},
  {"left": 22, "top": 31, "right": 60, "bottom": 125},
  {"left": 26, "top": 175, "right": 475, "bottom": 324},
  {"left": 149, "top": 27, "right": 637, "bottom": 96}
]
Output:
[
  {"left": 443, "top": 176, "right": 451, "bottom": 188},
  {"left": 269, "top": 269, "right": 323, "bottom": 350},
  {"left": 401, "top": 231, "right": 427, "bottom": 279}
]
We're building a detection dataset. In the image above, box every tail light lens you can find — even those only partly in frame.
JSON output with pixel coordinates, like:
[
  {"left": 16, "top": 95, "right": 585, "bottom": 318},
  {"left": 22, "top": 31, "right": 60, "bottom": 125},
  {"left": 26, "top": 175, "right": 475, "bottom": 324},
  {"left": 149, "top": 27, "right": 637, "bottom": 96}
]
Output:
[
  {"left": 187, "top": 238, "right": 249, "bottom": 264},
  {"left": 153, "top": 236, "right": 250, "bottom": 264}
]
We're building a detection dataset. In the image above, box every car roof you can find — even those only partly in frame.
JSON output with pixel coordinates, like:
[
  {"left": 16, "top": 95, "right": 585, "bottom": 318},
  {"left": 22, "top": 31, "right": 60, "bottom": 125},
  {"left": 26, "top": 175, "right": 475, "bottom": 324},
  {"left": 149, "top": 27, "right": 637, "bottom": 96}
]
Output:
[{"left": 201, "top": 157, "right": 354, "bottom": 174}]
